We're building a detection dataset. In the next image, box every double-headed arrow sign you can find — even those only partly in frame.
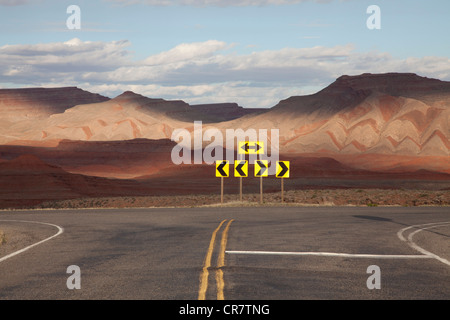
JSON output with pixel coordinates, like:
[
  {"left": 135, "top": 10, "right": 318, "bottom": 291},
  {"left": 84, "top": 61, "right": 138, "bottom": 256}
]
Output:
[{"left": 238, "top": 141, "right": 264, "bottom": 155}]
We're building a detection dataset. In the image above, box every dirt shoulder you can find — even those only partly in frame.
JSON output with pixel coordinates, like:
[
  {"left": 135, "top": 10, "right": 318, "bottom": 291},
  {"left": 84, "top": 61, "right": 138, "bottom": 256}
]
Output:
[
  {"left": 0, "top": 223, "right": 57, "bottom": 259},
  {"left": 0, "top": 229, "right": 6, "bottom": 246},
  {"left": 29, "top": 188, "right": 450, "bottom": 209}
]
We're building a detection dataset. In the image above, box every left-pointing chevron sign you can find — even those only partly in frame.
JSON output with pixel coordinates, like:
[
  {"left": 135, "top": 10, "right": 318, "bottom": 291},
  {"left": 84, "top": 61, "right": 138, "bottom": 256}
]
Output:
[
  {"left": 276, "top": 161, "right": 290, "bottom": 178},
  {"left": 216, "top": 160, "right": 229, "bottom": 177},
  {"left": 234, "top": 160, "right": 248, "bottom": 177}
]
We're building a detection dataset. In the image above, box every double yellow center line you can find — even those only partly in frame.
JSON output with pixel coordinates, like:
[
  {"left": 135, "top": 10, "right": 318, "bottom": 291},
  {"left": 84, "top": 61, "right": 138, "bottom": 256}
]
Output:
[{"left": 198, "top": 219, "right": 234, "bottom": 300}]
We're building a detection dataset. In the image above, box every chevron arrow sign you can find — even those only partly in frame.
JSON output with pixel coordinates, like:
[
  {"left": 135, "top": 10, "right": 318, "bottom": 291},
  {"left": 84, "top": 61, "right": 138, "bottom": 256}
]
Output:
[
  {"left": 276, "top": 161, "right": 290, "bottom": 178},
  {"left": 216, "top": 160, "right": 229, "bottom": 177}
]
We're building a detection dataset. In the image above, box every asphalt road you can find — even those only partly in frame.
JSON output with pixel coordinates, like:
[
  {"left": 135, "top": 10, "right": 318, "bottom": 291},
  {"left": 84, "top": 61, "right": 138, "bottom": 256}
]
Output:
[{"left": 0, "top": 206, "right": 449, "bottom": 300}]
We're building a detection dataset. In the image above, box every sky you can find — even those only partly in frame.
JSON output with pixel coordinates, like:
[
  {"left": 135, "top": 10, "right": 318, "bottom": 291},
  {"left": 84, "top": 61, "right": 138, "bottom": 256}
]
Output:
[{"left": 0, "top": 0, "right": 449, "bottom": 108}]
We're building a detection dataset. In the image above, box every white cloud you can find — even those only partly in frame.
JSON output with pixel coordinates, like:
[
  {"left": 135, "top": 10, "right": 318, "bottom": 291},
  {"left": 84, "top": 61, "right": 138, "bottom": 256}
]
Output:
[
  {"left": 1, "top": 38, "right": 450, "bottom": 108},
  {"left": 143, "top": 40, "right": 228, "bottom": 65},
  {"left": 84, "top": 82, "right": 303, "bottom": 108},
  {"left": 0, "top": 0, "right": 29, "bottom": 5},
  {"left": 0, "top": 0, "right": 45, "bottom": 5},
  {"left": 0, "top": 38, "right": 132, "bottom": 83}
]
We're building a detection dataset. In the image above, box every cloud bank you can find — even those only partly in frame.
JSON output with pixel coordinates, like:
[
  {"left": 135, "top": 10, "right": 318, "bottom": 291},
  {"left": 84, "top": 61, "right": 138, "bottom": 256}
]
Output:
[{"left": 1, "top": 38, "right": 450, "bottom": 108}]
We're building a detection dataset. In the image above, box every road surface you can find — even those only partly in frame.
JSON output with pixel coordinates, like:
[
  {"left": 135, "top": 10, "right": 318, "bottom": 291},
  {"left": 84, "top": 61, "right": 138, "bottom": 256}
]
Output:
[{"left": 0, "top": 206, "right": 449, "bottom": 300}]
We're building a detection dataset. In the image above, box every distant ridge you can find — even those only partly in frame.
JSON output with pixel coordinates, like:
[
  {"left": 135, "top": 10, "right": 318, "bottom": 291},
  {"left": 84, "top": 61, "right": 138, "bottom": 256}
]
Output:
[
  {"left": 0, "top": 86, "right": 110, "bottom": 119},
  {"left": 0, "top": 73, "right": 449, "bottom": 161},
  {"left": 218, "top": 73, "right": 450, "bottom": 159}
]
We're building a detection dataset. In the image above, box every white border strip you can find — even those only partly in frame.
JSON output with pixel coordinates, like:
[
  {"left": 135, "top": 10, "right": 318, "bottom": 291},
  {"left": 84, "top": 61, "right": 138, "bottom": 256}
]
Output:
[
  {"left": 225, "top": 250, "right": 431, "bottom": 259},
  {"left": 0, "top": 220, "right": 64, "bottom": 263}
]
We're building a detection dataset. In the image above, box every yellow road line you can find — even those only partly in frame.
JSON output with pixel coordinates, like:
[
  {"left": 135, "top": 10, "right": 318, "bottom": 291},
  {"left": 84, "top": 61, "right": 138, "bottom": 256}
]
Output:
[
  {"left": 216, "top": 219, "right": 234, "bottom": 300},
  {"left": 198, "top": 219, "right": 227, "bottom": 300}
]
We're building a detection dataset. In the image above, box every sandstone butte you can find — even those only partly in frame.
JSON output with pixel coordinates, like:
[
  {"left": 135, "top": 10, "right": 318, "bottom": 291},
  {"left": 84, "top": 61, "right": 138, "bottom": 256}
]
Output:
[{"left": 0, "top": 72, "right": 448, "bottom": 179}]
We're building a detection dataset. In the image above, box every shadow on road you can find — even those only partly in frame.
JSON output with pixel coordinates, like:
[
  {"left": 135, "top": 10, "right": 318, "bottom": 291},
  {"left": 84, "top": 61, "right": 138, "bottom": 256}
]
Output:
[{"left": 352, "top": 215, "right": 450, "bottom": 239}]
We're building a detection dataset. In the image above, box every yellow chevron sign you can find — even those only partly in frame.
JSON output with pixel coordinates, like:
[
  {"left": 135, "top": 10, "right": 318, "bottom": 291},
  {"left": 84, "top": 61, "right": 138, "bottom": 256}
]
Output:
[
  {"left": 276, "top": 161, "right": 290, "bottom": 178},
  {"left": 254, "top": 160, "right": 269, "bottom": 177},
  {"left": 216, "top": 160, "right": 229, "bottom": 177},
  {"left": 234, "top": 160, "right": 248, "bottom": 177}
]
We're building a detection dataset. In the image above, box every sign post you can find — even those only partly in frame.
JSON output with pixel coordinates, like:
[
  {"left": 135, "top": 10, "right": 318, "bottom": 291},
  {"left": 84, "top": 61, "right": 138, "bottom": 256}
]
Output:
[
  {"left": 260, "top": 175, "right": 263, "bottom": 204},
  {"left": 276, "top": 161, "right": 290, "bottom": 203},
  {"left": 216, "top": 160, "right": 229, "bottom": 204},
  {"left": 234, "top": 160, "right": 248, "bottom": 202},
  {"left": 255, "top": 160, "right": 269, "bottom": 204},
  {"left": 240, "top": 176, "right": 243, "bottom": 202},
  {"left": 221, "top": 176, "right": 224, "bottom": 204},
  {"left": 239, "top": 141, "right": 265, "bottom": 204}
]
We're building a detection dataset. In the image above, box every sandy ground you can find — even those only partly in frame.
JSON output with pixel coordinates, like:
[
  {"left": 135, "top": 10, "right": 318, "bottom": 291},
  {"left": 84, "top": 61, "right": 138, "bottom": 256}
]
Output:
[
  {"left": 0, "top": 230, "right": 6, "bottom": 247},
  {"left": 30, "top": 188, "right": 449, "bottom": 209},
  {"left": 0, "top": 222, "right": 57, "bottom": 259}
]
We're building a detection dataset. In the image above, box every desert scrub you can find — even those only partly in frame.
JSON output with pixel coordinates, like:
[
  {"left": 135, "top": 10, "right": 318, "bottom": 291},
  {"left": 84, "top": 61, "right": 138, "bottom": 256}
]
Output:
[{"left": 0, "top": 230, "right": 6, "bottom": 246}]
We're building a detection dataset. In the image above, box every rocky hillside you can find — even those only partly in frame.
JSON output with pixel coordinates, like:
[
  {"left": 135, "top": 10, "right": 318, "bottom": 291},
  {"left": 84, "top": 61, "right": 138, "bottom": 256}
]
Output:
[
  {"left": 222, "top": 73, "right": 449, "bottom": 157},
  {"left": 0, "top": 73, "right": 448, "bottom": 163},
  {"left": 0, "top": 87, "right": 109, "bottom": 120},
  {"left": 0, "top": 154, "right": 151, "bottom": 208}
]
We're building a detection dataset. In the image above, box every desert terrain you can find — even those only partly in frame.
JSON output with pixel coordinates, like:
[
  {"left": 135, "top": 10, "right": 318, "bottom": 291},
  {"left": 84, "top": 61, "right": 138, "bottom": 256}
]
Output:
[{"left": 0, "top": 73, "right": 448, "bottom": 209}]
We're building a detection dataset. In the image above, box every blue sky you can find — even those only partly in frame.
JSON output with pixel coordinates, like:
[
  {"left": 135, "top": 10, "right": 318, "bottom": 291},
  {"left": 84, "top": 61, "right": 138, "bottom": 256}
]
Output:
[{"left": 1, "top": 0, "right": 449, "bottom": 108}]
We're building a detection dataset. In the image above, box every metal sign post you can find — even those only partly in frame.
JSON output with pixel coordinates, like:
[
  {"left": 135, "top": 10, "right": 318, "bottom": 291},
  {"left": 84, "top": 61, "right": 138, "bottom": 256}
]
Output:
[
  {"left": 255, "top": 160, "right": 268, "bottom": 204},
  {"left": 260, "top": 175, "right": 263, "bottom": 204},
  {"left": 238, "top": 141, "right": 263, "bottom": 203},
  {"left": 221, "top": 176, "right": 224, "bottom": 204},
  {"left": 234, "top": 159, "right": 248, "bottom": 202},
  {"left": 276, "top": 161, "right": 290, "bottom": 204},
  {"left": 216, "top": 160, "right": 229, "bottom": 205},
  {"left": 240, "top": 176, "right": 243, "bottom": 202}
]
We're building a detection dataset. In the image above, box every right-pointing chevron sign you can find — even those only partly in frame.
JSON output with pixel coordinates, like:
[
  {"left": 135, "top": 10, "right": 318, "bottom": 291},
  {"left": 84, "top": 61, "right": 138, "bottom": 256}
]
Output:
[
  {"left": 254, "top": 160, "right": 269, "bottom": 177},
  {"left": 276, "top": 161, "right": 290, "bottom": 178}
]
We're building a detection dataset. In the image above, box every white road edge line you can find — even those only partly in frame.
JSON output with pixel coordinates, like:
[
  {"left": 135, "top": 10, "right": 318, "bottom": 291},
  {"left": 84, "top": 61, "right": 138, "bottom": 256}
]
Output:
[
  {"left": 227, "top": 221, "right": 450, "bottom": 263},
  {"left": 397, "top": 221, "right": 450, "bottom": 267},
  {"left": 225, "top": 251, "right": 432, "bottom": 259},
  {"left": 0, "top": 220, "right": 64, "bottom": 263}
]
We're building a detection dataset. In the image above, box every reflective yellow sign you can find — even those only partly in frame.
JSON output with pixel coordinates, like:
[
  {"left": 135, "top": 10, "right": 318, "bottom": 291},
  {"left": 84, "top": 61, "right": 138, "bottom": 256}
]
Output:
[
  {"left": 238, "top": 141, "right": 264, "bottom": 155},
  {"left": 276, "top": 161, "right": 290, "bottom": 178},
  {"left": 254, "top": 160, "right": 269, "bottom": 177},
  {"left": 216, "top": 160, "right": 229, "bottom": 177},
  {"left": 234, "top": 160, "right": 248, "bottom": 177}
]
